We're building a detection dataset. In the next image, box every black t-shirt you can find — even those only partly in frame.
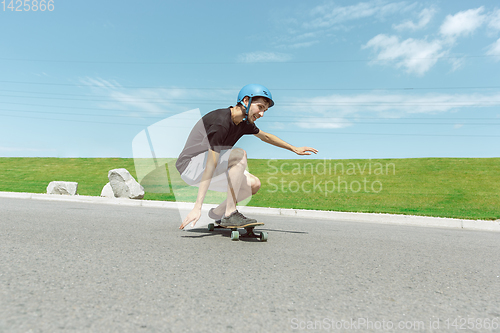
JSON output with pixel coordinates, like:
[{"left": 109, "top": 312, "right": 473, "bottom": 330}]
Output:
[{"left": 175, "top": 107, "right": 260, "bottom": 174}]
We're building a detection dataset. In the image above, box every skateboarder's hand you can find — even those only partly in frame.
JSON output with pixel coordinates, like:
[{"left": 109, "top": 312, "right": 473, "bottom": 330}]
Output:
[
  {"left": 179, "top": 209, "right": 201, "bottom": 230},
  {"left": 294, "top": 146, "right": 318, "bottom": 155}
]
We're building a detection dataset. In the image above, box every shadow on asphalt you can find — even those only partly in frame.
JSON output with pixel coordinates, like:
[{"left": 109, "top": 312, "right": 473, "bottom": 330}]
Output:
[{"left": 181, "top": 227, "right": 308, "bottom": 241}]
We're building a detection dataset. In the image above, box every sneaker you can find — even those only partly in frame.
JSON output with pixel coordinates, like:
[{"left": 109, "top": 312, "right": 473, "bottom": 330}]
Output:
[{"left": 220, "top": 210, "right": 258, "bottom": 228}]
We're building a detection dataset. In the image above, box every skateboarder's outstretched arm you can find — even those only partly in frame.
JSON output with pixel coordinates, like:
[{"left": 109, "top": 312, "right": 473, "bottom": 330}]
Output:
[
  {"left": 254, "top": 130, "right": 318, "bottom": 155},
  {"left": 179, "top": 149, "right": 220, "bottom": 230}
]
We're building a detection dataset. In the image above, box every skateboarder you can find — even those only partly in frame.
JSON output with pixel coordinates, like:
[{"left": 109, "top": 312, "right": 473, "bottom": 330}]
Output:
[{"left": 177, "top": 84, "right": 318, "bottom": 230}]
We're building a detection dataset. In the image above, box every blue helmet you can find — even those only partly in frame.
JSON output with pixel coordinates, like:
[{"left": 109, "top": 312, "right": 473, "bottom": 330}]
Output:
[{"left": 237, "top": 84, "right": 274, "bottom": 108}]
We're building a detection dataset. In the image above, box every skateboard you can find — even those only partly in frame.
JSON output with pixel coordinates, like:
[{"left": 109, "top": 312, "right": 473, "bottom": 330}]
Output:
[{"left": 207, "top": 221, "right": 268, "bottom": 242}]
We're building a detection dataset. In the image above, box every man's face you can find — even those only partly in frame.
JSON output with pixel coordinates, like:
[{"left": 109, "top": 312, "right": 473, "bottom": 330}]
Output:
[{"left": 246, "top": 97, "right": 270, "bottom": 123}]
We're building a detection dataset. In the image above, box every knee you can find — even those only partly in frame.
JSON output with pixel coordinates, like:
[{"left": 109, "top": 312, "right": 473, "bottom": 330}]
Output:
[
  {"left": 228, "top": 148, "right": 247, "bottom": 169},
  {"left": 251, "top": 176, "right": 261, "bottom": 194}
]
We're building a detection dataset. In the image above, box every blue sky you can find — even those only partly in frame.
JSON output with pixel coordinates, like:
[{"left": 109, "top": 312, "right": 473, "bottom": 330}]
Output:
[{"left": 1, "top": 0, "right": 499, "bottom": 159}]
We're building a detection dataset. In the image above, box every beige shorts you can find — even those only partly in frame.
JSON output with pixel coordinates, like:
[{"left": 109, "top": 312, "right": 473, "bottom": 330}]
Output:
[{"left": 180, "top": 149, "right": 249, "bottom": 193}]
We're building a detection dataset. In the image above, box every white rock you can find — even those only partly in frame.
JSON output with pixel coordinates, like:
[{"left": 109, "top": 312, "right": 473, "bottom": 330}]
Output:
[
  {"left": 108, "top": 168, "right": 144, "bottom": 199},
  {"left": 100, "top": 183, "right": 114, "bottom": 198},
  {"left": 47, "top": 181, "right": 78, "bottom": 196}
]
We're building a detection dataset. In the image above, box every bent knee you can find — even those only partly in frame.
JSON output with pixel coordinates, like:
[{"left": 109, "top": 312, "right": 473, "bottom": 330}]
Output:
[
  {"left": 250, "top": 175, "right": 261, "bottom": 194},
  {"left": 228, "top": 148, "right": 247, "bottom": 169}
]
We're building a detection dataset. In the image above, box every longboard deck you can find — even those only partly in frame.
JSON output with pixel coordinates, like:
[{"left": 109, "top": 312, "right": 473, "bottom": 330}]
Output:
[
  {"left": 216, "top": 222, "right": 264, "bottom": 229},
  {"left": 207, "top": 222, "right": 268, "bottom": 241}
]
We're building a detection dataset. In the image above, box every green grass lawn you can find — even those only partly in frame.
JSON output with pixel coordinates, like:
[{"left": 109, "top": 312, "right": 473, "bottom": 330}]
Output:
[{"left": 0, "top": 157, "right": 498, "bottom": 220}]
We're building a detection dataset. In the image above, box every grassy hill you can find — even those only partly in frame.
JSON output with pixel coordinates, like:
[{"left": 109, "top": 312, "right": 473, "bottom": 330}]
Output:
[{"left": 0, "top": 157, "right": 498, "bottom": 220}]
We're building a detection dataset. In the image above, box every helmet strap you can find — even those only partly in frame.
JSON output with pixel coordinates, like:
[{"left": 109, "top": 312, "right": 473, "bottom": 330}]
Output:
[{"left": 241, "top": 97, "right": 253, "bottom": 123}]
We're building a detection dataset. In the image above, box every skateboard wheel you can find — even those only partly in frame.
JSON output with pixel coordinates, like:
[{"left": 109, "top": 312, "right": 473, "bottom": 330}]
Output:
[
  {"left": 208, "top": 223, "right": 215, "bottom": 231},
  {"left": 230, "top": 231, "right": 239, "bottom": 241},
  {"left": 259, "top": 232, "right": 268, "bottom": 242}
]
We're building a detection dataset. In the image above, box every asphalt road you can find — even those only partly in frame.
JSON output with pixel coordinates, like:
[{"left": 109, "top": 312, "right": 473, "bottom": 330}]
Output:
[{"left": 1, "top": 197, "right": 499, "bottom": 332}]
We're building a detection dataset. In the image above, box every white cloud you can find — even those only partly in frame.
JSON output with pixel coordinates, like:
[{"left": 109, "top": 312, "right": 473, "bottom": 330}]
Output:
[
  {"left": 488, "top": 9, "right": 500, "bottom": 31},
  {"left": 363, "top": 34, "right": 445, "bottom": 75},
  {"left": 80, "top": 77, "right": 172, "bottom": 115},
  {"left": 393, "top": 7, "right": 437, "bottom": 31},
  {"left": 108, "top": 90, "right": 173, "bottom": 115},
  {"left": 288, "top": 92, "right": 500, "bottom": 129},
  {"left": 275, "top": 32, "right": 320, "bottom": 50},
  {"left": 296, "top": 118, "right": 352, "bottom": 129},
  {"left": 448, "top": 57, "right": 466, "bottom": 72},
  {"left": 103, "top": 21, "right": 115, "bottom": 29},
  {"left": 486, "top": 38, "right": 500, "bottom": 61},
  {"left": 278, "top": 91, "right": 500, "bottom": 129},
  {"left": 285, "top": 41, "right": 319, "bottom": 49},
  {"left": 237, "top": 52, "right": 292, "bottom": 63},
  {"left": 365, "top": 7, "right": 500, "bottom": 74},
  {"left": 80, "top": 77, "right": 121, "bottom": 90},
  {"left": 275, "top": 0, "right": 416, "bottom": 50},
  {"left": 439, "top": 7, "right": 486, "bottom": 40},
  {"left": 306, "top": 0, "right": 410, "bottom": 29},
  {"left": 79, "top": 77, "right": 234, "bottom": 116},
  {"left": 32, "top": 72, "right": 50, "bottom": 78}
]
